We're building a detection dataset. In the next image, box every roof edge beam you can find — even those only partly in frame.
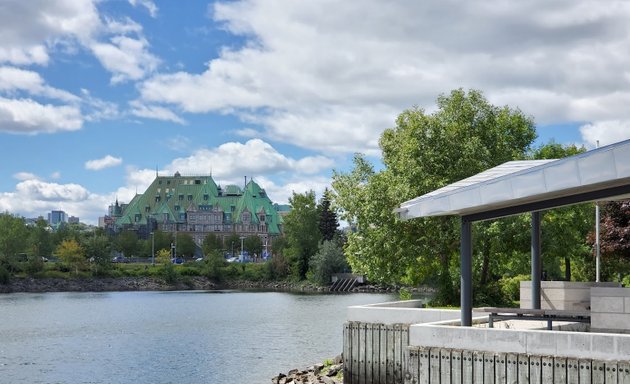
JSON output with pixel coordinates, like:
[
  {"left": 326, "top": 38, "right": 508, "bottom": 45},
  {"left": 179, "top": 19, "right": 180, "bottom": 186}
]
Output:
[{"left": 462, "top": 183, "right": 630, "bottom": 222}]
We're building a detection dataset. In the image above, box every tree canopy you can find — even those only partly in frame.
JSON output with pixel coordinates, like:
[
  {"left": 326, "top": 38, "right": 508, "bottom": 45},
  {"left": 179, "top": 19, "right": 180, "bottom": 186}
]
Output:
[{"left": 333, "top": 89, "right": 538, "bottom": 304}]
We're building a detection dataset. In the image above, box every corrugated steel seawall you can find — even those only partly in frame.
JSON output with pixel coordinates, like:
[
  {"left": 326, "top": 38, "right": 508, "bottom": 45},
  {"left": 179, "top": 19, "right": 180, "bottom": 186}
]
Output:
[{"left": 343, "top": 321, "right": 630, "bottom": 384}]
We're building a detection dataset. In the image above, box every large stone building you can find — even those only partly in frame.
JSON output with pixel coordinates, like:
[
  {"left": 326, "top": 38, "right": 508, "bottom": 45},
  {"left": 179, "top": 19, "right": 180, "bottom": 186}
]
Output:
[{"left": 112, "top": 172, "right": 287, "bottom": 250}]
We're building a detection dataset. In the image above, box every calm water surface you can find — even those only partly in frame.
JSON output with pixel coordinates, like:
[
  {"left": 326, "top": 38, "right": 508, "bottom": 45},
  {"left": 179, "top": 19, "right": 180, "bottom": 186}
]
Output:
[{"left": 0, "top": 290, "right": 405, "bottom": 383}]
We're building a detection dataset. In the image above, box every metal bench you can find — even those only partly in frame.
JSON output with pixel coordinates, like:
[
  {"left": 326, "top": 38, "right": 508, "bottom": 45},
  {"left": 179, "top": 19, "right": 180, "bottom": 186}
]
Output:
[{"left": 476, "top": 307, "right": 591, "bottom": 330}]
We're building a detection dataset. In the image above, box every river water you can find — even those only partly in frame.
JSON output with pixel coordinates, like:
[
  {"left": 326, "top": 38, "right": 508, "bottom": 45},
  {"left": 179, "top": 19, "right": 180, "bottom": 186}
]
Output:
[{"left": 0, "top": 290, "right": 406, "bottom": 383}]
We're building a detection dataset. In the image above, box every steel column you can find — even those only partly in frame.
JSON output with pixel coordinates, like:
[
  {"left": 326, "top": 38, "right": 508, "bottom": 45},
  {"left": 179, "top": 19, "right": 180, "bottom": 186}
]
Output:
[
  {"left": 531, "top": 211, "right": 541, "bottom": 309},
  {"left": 461, "top": 218, "right": 473, "bottom": 326}
]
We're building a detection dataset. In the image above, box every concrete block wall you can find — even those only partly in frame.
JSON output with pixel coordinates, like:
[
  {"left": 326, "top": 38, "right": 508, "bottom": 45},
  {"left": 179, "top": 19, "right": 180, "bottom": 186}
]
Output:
[
  {"left": 591, "top": 287, "right": 630, "bottom": 333},
  {"left": 520, "top": 281, "right": 620, "bottom": 310}
]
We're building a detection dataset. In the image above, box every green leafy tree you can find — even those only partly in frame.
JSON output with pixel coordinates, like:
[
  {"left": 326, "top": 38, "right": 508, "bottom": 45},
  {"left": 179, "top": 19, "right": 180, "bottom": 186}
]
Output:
[
  {"left": 116, "top": 230, "right": 139, "bottom": 258},
  {"left": 309, "top": 240, "right": 349, "bottom": 285},
  {"left": 176, "top": 233, "right": 196, "bottom": 258},
  {"left": 203, "top": 250, "right": 226, "bottom": 281},
  {"left": 56, "top": 239, "right": 85, "bottom": 275},
  {"left": 225, "top": 233, "right": 242, "bottom": 257},
  {"left": 28, "top": 218, "right": 53, "bottom": 257},
  {"left": 333, "top": 89, "right": 537, "bottom": 305},
  {"left": 0, "top": 213, "right": 29, "bottom": 273},
  {"left": 244, "top": 235, "right": 263, "bottom": 260},
  {"left": 284, "top": 191, "right": 321, "bottom": 279},
  {"left": 83, "top": 235, "right": 112, "bottom": 276},
  {"left": 202, "top": 233, "right": 223, "bottom": 256}
]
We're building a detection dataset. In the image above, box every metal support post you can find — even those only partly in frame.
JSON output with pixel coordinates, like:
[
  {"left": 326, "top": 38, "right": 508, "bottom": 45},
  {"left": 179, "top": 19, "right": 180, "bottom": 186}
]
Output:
[
  {"left": 461, "top": 218, "right": 472, "bottom": 326},
  {"left": 531, "top": 211, "right": 541, "bottom": 309}
]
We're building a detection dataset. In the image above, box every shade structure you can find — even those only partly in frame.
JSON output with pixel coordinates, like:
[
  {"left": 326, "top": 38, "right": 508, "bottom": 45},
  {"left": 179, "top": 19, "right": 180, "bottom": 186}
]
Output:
[
  {"left": 396, "top": 139, "right": 630, "bottom": 222},
  {"left": 395, "top": 138, "right": 630, "bottom": 326}
]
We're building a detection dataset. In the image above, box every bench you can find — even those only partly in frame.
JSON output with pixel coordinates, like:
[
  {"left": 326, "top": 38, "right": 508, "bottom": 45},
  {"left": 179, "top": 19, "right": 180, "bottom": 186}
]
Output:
[{"left": 476, "top": 307, "right": 591, "bottom": 330}]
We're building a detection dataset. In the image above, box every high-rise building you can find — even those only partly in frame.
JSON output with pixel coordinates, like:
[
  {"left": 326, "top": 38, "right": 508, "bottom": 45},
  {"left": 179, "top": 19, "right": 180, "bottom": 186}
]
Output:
[
  {"left": 48, "top": 210, "right": 67, "bottom": 226},
  {"left": 112, "top": 173, "right": 287, "bottom": 249}
]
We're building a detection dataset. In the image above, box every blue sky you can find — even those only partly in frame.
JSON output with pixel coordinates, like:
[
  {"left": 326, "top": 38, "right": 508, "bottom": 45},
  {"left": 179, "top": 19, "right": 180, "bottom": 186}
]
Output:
[{"left": 1, "top": 0, "right": 630, "bottom": 224}]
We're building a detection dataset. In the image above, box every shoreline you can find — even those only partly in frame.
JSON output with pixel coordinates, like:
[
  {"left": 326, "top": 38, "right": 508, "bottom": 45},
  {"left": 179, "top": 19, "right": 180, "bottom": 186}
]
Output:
[{"left": 0, "top": 276, "right": 429, "bottom": 295}]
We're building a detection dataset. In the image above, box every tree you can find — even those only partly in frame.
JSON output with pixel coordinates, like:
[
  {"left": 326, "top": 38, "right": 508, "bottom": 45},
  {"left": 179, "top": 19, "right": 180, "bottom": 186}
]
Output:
[
  {"left": 116, "top": 230, "right": 139, "bottom": 258},
  {"left": 333, "top": 89, "right": 537, "bottom": 305},
  {"left": 176, "top": 233, "right": 196, "bottom": 258},
  {"left": 225, "top": 233, "right": 242, "bottom": 257},
  {"left": 0, "top": 213, "right": 29, "bottom": 273},
  {"left": 83, "top": 235, "right": 112, "bottom": 276},
  {"left": 28, "top": 218, "right": 53, "bottom": 257},
  {"left": 283, "top": 191, "right": 321, "bottom": 279},
  {"left": 202, "top": 233, "right": 223, "bottom": 256},
  {"left": 309, "top": 240, "right": 349, "bottom": 285},
  {"left": 589, "top": 200, "right": 630, "bottom": 281},
  {"left": 56, "top": 239, "right": 85, "bottom": 275},
  {"left": 244, "top": 235, "right": 263, "bottom": 260},
  {"left": 318, "top": 188, "right": 339, "bottom": 241}
]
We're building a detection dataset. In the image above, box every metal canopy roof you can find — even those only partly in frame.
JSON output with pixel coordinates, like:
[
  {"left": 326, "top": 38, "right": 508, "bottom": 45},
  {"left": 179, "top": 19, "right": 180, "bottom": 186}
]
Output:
[{"left": 397, "top": 139, "right": 630, "bottom": 222}]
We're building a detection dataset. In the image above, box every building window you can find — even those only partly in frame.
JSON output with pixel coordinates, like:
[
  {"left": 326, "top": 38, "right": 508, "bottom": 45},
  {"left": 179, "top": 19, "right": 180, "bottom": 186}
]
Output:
[
  {"left": 145, "top": 206, "right": 150, "bottom": 213},
  {"left": 179, "top": 194, "right": 184, "bottom": 201},
  {"left": 203, "top": 194, "right": 209, "bottom": 201},
  {"left": 188, "top": 194, "right": 193, "bottom": 201},
  {"left": 175, "top": 205, "right": 180, "bottom": 211},
  {"left": 135, "top": 214, "right": 141, "bottom": 222},
  {"left": 242, "top": 212, "right": 251, "bottom": 223},
  {"left": 259, "top": 215, "right": 265, "bottom": 222},
  {"left": 155, "top": 196, "right": 161, "bottom": 203}
]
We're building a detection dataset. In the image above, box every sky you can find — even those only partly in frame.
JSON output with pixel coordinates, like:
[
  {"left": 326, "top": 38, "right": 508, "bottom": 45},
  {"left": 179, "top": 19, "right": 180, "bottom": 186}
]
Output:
[{"left": 1, "top": 0, "right": 630, "bottom": 225}]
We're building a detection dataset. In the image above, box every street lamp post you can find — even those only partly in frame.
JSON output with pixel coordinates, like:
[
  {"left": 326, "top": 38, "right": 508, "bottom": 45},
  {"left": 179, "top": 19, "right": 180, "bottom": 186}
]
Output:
[
  {"left": 151, "top": 232, "right": 155, "bottom": 265},
  {"left": 240, "top": 236, "right": 245, "bottom": 262},
  {"left": 231, "top": 241, "right": 234, "bottom": 258}
]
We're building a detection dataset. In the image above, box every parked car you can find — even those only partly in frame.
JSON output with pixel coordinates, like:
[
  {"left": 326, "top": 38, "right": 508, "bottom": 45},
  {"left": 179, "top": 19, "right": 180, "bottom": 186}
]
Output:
[
  {"left": 112, "top": 256, "right": 129, "bottom": 263},
  {"left": 171, "top": 257, "right": 184, "bottom": 265}
]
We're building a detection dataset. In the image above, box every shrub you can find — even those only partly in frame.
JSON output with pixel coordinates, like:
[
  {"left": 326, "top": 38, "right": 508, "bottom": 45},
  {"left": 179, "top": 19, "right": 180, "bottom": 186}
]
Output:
[
  {"left": 308, "top": 240, "right": 348, "bottom": 286},
  {"left": 499, "top": 274, "right": 530, "bottom": 302},
  {"left": 159, "top": 263, "right": 178, "bottom": 284},
  {"left": 0, "top": 265, "right": 10, "bottom": 284}
]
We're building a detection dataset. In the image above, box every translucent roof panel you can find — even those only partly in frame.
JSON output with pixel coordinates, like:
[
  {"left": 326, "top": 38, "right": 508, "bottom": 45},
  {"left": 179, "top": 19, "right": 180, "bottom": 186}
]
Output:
[{"left": 396, "top": 139, "right": 630, "bottom": 220}]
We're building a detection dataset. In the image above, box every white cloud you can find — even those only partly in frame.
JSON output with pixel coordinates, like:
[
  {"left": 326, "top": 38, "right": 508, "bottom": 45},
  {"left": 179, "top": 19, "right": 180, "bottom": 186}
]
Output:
[
  {"left": 129, "top": 0, "right": 158, "bottom": 18},
  {"left": 15, "top": 179, "right": 89, "bottom": 201},
  {"left": 91, "top": 35, "right": 160, "bottom": 84},
  {"left": 0, "top": 97, "right": 82, "bottom": 134},
  {"left": 0, "top": 180, "right": 113, "bottom": 225},
  {"left": 165, "top": 139, "right": 334, "bottom": 178},
  {"left": 85, "top": 155, "right": 123, "bottom": 171},
  {"left": 13, "top": 172, "right": 40, "bottom": 181},
  {"left": 164, "top": 135, "right": 192, "bottom": 152},
  {"left": 579, "top": 120, "right": 630, "bottom": 148},
  {"left": 50, "top": 171, "right": 61, "bottom": 180},
  {"left": 129, "top": 101, "right": 184, "bottom": 124},
  {"left": 0, "top": 66, "right": 79, "bottom": 102},
  {"left": 0, "top": 0, "right": 101, "bottom": 65}
]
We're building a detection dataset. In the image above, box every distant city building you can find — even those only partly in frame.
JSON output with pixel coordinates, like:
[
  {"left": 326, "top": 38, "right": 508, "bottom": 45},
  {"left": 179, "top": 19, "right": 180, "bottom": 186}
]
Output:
[
  {"left": 68, "top": 216, "right": 80, "bottom": 224},
  {"left": 48, "top": 210, "right": 67, "bottom": 226},
  {"left": 110, "top": 173, "right": 288, "bottom": 248}
]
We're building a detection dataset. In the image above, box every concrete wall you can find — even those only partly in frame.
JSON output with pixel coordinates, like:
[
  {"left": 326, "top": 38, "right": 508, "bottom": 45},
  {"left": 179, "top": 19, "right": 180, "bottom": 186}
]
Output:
[
  {"left": 591, "top": 287, "right": 630, "bottom": 333},
  {"left": 408, "top": 322, "right": 630, "bottom": 361},
  {"left": 347, "top": 300, "right": 481, "bottom": 325},
  {"left": 520, "top": 281, "right": 620, "bottom": 310}
]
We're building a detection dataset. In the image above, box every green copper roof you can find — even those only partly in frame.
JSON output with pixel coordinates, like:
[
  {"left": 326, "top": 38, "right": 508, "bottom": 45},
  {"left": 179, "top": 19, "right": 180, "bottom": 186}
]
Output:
[{"left": 115, "top": 174, "right": 286, "bottom": 234}]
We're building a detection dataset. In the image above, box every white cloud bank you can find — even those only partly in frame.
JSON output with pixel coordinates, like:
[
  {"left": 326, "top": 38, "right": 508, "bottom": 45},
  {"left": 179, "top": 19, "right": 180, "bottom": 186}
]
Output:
[{"left": 136, "top": 0, "right": 630, "bottom": 151}]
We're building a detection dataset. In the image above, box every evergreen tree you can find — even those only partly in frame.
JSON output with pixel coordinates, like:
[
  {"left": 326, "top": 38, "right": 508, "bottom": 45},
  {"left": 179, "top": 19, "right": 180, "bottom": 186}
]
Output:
[{"left": 318, "top": 188, "right": 338, "bottom": 241}]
